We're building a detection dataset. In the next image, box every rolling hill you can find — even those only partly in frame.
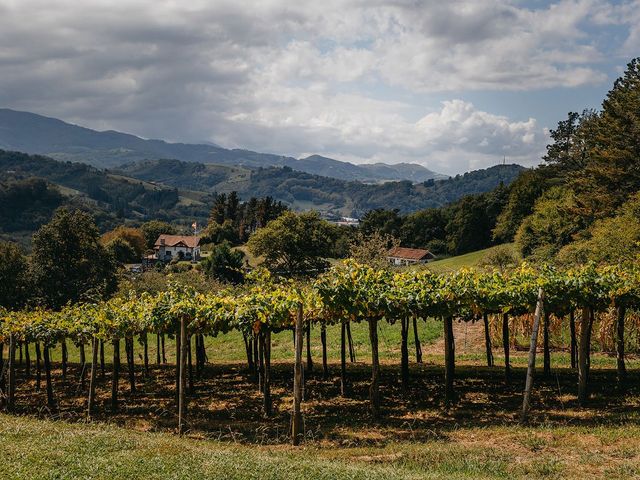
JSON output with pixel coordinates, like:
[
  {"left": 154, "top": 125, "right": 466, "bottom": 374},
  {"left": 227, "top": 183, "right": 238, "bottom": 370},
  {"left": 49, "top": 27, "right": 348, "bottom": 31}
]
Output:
[{"left": 0, "top": 108, "right": 443, "bottom": 183}]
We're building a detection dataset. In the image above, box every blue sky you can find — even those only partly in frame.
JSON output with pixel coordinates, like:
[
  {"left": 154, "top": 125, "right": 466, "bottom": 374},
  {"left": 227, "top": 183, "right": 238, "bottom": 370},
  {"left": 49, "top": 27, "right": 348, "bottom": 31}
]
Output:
[{"left": 0, "top": 0, "right": 638, "bottom": 174}]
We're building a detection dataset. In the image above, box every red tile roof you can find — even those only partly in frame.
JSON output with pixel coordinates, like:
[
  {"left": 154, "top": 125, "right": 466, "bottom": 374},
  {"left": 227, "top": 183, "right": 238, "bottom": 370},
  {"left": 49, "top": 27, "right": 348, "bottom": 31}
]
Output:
[
  {"left": 154, "top": 235, "right": 201, "bottom": 249},
  {"left": 387, "top": 246, "right": 434, "bottom": 261}
]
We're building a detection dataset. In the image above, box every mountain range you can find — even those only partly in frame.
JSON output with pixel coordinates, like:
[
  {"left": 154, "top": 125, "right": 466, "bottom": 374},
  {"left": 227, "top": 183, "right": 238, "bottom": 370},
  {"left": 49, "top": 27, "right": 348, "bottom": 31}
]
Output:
[{"left": 0, "top": 108, "right": 446, "bottom": 183}]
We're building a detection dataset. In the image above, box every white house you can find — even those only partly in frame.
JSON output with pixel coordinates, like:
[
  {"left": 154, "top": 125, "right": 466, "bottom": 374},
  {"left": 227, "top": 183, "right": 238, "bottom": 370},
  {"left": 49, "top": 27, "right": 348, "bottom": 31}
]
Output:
[
  {"left": 386, "top": 246, "right": 435, "bottom": 266},
  {"left": 154, "top": 234, "right": 201, "bottom": 262}
]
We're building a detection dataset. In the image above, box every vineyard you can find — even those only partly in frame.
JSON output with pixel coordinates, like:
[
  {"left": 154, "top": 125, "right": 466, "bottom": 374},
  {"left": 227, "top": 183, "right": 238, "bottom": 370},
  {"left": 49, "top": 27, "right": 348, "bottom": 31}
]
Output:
[{"left": 1, "top": 261, "right": 640, "bottom": 443}]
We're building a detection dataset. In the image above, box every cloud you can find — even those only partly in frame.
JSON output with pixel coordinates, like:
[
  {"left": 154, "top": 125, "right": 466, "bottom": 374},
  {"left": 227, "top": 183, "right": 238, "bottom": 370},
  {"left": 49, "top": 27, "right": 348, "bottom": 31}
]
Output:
[{"left": 0, "top": 0, "right": 636, "bottom": 174}]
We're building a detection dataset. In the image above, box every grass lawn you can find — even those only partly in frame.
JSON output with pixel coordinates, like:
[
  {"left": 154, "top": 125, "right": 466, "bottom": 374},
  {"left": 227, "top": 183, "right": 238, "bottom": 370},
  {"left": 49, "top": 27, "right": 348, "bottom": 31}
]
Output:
[{"left": 426, "top": 244, "right": 517, "bottom": 273}]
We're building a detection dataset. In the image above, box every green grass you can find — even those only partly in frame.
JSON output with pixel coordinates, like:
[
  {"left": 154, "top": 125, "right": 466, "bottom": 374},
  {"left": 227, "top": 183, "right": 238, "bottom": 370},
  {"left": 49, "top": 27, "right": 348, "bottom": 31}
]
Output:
[
  {"left": 2, "top": 414, "right": 640, "bottom": 479},
  {"left": 426, "top": 244, "right": 516, "bottom": 272}
]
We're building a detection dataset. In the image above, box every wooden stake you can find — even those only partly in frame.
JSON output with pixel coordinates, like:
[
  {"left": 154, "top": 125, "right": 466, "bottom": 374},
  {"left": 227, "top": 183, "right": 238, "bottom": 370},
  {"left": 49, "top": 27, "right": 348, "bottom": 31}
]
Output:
[
  {"left": 413, "top": 317, "right": 423, "bottom": 363},
  {"left": 502, "top": 313, "right": 511, "bottom": 385},
  {"left": 369, "top": 317, "right": 381, "bottom": 417},
  {"left": 340, "top": 321, "right": 347, "bottom": 396},
  {"left": 320, "top": 323, "right": 328, "bottom": 379},
  {"left": 111, "top": 339, "right": 120, "bottom": 412},
  {"left": 444, "top": 316, "right": 455, "bottom": 405},
  {"left": 578, "top": 307, "right": 593, "bottom": 406},
  {"left": 483, "top": 313, "right": 493, "bottom": 367},
  {"left": 292, "top": 303, "right": 304, "bottom": 445},
  {"left": 520, "top": 288, "right": 544, "bottom": 424},
  {"left": 87, "top": 337, "right": 98, "bottom": 417},
  {"left": 178, "top": 316, "right": 188, "bottom": 434},
  {"left": 400, "top": 316, "right": 409, "bottom": 390},
  {"left": 616, "top": 304, "right": 626, "bottom": 387}
]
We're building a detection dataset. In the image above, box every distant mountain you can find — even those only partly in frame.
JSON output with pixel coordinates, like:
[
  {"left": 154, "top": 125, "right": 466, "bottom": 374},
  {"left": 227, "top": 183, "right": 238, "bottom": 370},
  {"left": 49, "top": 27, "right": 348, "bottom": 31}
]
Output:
[
  {"left": 0, "top": 108, "right": 443, "bottom": 182},
  {"left": 1, "top": 150, "right": 524, "bottom": 232}
]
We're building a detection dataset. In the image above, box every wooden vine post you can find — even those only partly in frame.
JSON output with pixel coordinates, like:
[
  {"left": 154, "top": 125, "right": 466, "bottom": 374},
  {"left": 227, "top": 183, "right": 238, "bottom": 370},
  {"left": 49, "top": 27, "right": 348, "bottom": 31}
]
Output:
[
  {"left": 578, "top": 307, "right": 593, "bottom": 406},
  {"left": 340, "top": 321, "right": 347, "bottom": 395},
  {"left": 502, "top": 313, "right": 511, "bottom": 385},
  {"left": 178, "top": 316, "right": 188, "bottom": 435},
  {"left": 483, "top": 313, "right": 493, "bottom": 367},
  {"left": 443, "top": 316, "right": 455, "bottom": 405},
  {"left": 292, "top": 303, "right": 304, "bottom": 445},
  {"left": 111, "top": 339, "right": 120, "bottom": 411},
  {"left": 520, "top": 288, "right": 544, "bottom": 424},
  {"left": 320, "top": 323, "right": 328, "bottom": 379},
  {"left": 369, "top": 317, "right": 381, "bottom": 417},
  {"left": 7, "top": 334, "right": 15, "bottom": 412},
  {"left": 87, "top": 336, "right": 99, "bottom": 417},
  {"left": 400, "top": 316, "right": 410, "bottom": 390},
  {"left": 616, "top": 304, "right": 626, "bottom": 386},
  {"left": 413, "top": 317, "right": 423, "bottom": 363}
]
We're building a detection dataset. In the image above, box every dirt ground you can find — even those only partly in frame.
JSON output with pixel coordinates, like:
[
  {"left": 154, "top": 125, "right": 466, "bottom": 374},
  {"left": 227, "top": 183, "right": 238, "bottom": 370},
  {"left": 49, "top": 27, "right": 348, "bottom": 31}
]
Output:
[{"left": 6, "top": 330, "right": 640, "bottom": 446}]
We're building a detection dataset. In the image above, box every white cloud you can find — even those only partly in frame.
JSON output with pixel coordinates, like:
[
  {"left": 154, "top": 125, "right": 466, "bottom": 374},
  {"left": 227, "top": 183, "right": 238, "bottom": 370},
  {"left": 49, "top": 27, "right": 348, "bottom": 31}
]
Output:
[{"left": 0, "top": 0, "right": 637, "bottom": 174}]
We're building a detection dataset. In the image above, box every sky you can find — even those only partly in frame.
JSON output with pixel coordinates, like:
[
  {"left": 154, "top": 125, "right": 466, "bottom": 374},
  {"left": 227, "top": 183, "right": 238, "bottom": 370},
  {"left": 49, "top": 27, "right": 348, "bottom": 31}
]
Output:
[{"left": 0, "top": 0, "right": 638, "bottom": 175}]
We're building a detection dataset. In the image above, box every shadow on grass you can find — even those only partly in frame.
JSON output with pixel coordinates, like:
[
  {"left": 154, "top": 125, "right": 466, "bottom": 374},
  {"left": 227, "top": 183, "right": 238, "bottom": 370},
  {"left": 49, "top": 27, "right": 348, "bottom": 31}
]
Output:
[{"left": 6, "top": 358, "right": 640, "bottom": 445}]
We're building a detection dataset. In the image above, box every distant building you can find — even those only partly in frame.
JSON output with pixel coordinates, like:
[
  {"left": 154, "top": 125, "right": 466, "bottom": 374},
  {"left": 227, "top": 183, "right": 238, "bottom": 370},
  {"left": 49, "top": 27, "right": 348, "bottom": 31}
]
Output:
[
  {"left": 386, "top": 246, "right": 435, "bottom": 266},
  {"left": 154, "top": 234, "right": 201, "bottom": 262}
]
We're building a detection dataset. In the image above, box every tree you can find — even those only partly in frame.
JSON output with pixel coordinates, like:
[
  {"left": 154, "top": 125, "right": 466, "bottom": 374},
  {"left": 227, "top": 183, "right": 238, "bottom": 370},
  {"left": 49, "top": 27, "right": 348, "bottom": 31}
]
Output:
[
  {"left": 140, "top": 220, "right": 177, "bottom": 250},
  {"left": 104, "top": 237, "right": 138, "bottom": 264},
  {"left": 515, "top": 187, "right": 583, "bottom": 260},
  {"left": 30, "top": 208, "right": 117, "bottom": 309},
  {"left": 348, "top": 231, "right": 399, "bottom": 270},
  {"left": 0, "top": 241, "right": 28, "bottom": 309},
  {"left": 201, "top": 241, "right": 245, "bottom": 283},
  {"left": 445, "top": 195, "right": 492, "bottom": 255},
  {"left": 400, "top": 208, "right": 448, "bottom": 251},
  {"left": 101, "top": 226, "right": 146, "bottom": 258},
  {"left": 572, "top": 58, "right": 640, "bottom": 220},
  {"left": 492, "top": 169, "right": 548, "bottom": 243},
  {"left": 360, "top": 209, "right": 403, "bottom": 237},
  {"left": 247, "top": 211, "right": 337, "bottom": 275}
]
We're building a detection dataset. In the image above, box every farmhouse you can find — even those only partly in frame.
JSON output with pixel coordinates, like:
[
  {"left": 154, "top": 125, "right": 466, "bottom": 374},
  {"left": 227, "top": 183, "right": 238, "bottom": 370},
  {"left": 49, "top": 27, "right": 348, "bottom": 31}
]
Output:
[
  {"left": 154, "top": 234, "right": 201, "bottom": 262},
  {"left": 387, "top": 246, "right": 435, "bottom": 266}
]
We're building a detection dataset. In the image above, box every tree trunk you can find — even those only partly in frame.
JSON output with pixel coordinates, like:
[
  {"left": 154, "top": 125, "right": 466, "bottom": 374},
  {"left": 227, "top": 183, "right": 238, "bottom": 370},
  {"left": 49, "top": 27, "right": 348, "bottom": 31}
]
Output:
[
  {"left": 35, "top": 342, "right": 42, "bottom": 392},
  {"left": 502, "top": 313, "right": 511, "bottom": 385},
  {"left": 187, "top": 335, "right": 194, "bottom": 394},
  {"left": 7, "top": 334, "right": 15, "bottom": 412},
  {"left": 111, "top": 339, "right": 120, "bottom": 412},
  {"left": 143, "top": 335, "right": 149, "bottom": 377},
  {"left": 578, "top": 307, "right": 593, "bottom": 406},
  {"left": 483, "top": 313, "right": 493, "bottom": 367},
  {"left": 340, "top": 321, "right": 347, "bottom": 396},
  {"left": 521, "top": 289, "right": 544, "bottom": 424},
  {"left": 87, "top": 337, "right": 98, "bottom": 417},
  {"left": 346, "top": 322, "right": 356, "bottom": 362},
  {"left": 320, "top": 323, "right": 328, "bottom": 379},
  {"left": 413, "top": 317, "right": 423, "bottom": 363},
  {"left": 543, "top": 312, "right": 551, "bottom": 377},
  {"left": 444, "top": 316, "right": 455, "bottom": 405},
  {"left": 100, "top": 340, "right": 105, "bottom": 380},
  {"left": 257, "top": 332, "right": 264, "bottom": 393},
  {"left": 262, "top": 330, "right": 272, "bottom": 417},
  {"left": 61, "top": 339, "right": 68, "bottom": 380},
  {"left": 43, "top": 344, "right": 55, "bottom": 410},
  {"left": 306, "top": 322, "right": 313, "bottom": 373},
  {"left": 292, "top": 304, "right": 304, "bottom": 445},
  {"left": 400, "top": 316, "right": 409, "bottom": 390},
  {"left": 569, "top": 311, "right": 577, "bottom": 369},
  {"left": 24, "top": 342, "right": 30, "bottom": 377},
  {"left": 368, "top": 318, "right": 381, "bottom": 417},
  {"left": 79, "top": 342, "right": 87, "bottom": 390},
  {"left": 178, "top": 317, "right": 188, "bottom": 435},
  {"left": 243, "top": 333, "right": 254, "bottom": 373},
  {"left": 175, "top": 334, "right": 181, "bottom": 402},
  {"left": 616, "top": 304, "right": 626, "bottom": 387}
]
